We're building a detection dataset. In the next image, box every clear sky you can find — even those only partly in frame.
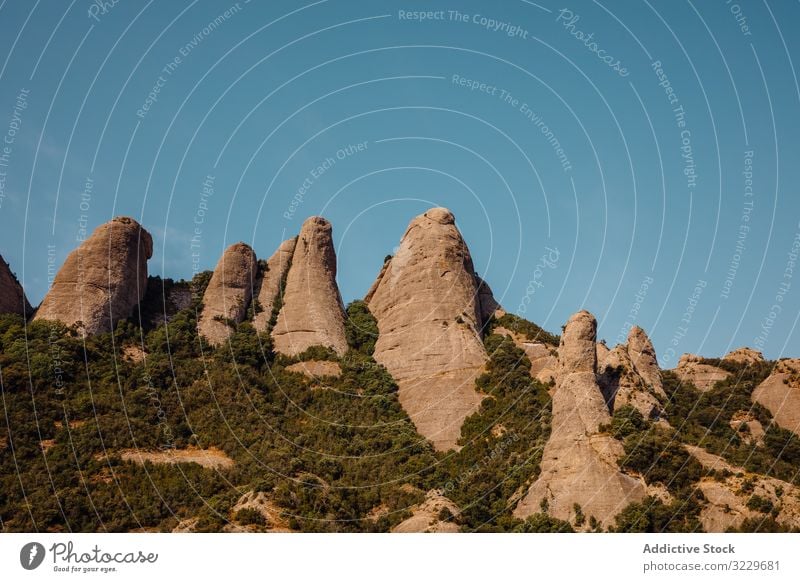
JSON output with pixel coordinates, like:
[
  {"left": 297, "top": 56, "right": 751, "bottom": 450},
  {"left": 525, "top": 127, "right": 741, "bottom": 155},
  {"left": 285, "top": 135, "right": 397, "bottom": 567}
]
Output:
[{"left": 0, "top": 0, "right": 798, "bottom": 363}]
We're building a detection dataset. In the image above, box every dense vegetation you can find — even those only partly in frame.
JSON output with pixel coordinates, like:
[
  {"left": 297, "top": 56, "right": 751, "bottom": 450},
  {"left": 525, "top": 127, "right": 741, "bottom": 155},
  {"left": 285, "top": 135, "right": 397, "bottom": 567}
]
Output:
[
  {"left": 611, "top": 361, "right": 800, "bottom": 533},
  {"left": 490, "top": 313, "right": 560, "bottom": 346},
  {"left": 2, "top": 278, "right": 798, "bottom": 533},
  {"left": 429, "top": 333, "right": 554, "bottom": 532},
  {"left": 0, "top": 276, "right": 556, "bottom": 532},
  {"left": 662, "top": 363, "right": 800, "bottom": 484}
]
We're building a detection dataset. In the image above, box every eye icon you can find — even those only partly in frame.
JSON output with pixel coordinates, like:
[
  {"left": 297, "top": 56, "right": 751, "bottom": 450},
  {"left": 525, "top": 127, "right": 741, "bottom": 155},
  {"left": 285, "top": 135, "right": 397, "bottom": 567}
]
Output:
[{"left": 20, "top": 542, "right": 46, "bottom": 570}]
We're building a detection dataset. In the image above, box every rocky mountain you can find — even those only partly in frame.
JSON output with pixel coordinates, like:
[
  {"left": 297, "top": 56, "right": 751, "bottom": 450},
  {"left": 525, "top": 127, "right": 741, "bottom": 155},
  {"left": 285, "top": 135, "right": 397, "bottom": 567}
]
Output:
[
  {"left": 252, "top": 237, "right": 296, "bottom": 333},
  {"left": 753, "top": 358, "right": 800, "bottom": 436},
  {"left": 598, "top": 326, "right": 666, "bottom": 420},
  {"left": 4, "top": 209, "right": 800, "bottom": 534},
  {"left": 513, "top": 311, "right": 646, "bottom": 529},
  {"left": 365, "top": 208, "right": 491, "bottom": 451},
  {"left": 673, "top": 353, "right": 731, "bottom": 392},
  {"left": 197, "top": 242, "right": 258, "bottom": 346},
  {"left": 0, "top": 255, "right": 31, "bottom": 317},
  {"left": 725, "top": 347, "right": 765, "bottom": 366},
  {"left": 272, "top": 216, "right": 347, "bottom": 356},
  {"left": 33, "top": 216, "right": 152, "bottom": 335}
]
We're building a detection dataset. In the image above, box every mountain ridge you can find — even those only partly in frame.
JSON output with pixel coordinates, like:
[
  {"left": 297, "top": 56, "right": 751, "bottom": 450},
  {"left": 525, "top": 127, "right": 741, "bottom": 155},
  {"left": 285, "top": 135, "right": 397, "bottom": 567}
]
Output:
[{"left": 1, "top": 208, "right": 799, "bottom": 532}]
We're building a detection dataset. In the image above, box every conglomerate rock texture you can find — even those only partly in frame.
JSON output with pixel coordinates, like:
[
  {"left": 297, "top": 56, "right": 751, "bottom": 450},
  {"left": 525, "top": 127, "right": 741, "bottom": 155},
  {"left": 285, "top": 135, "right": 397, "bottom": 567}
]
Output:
[
  {"left": 752, "top": 359, "right": 800, "bottom": 436},
  {"left": 33, "top": 216, "right": 152, "bottom": 335},
  {"left": 598, "top": 326, "right": 665, "bottom": 420},
  {"left": 272, "top": 217, "right": 347, "bottom": 356},
  {"left": 0, "top": 255, "right": 31, "bottom": 317},
  {"left": 365, "top": 208, "right": 489, "bottom": 451},
  {"left": 673, "top": 354, "right": 731, "bottom": 392},
  {"left": 197, "top": 242, "right": 258, "bottom": 346},
  {"left": 253, "top": 237, "right": 296, "bottom": 333},
  {"left": 514, "top": 310, "right": 646, "bottom": 529}
]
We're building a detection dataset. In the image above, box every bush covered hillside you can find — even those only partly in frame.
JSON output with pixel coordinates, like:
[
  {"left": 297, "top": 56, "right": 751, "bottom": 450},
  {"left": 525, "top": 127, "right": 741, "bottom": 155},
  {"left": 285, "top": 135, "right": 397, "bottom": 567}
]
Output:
[{"left": 1, "top": 274, "right": 799, "bottom": 532}]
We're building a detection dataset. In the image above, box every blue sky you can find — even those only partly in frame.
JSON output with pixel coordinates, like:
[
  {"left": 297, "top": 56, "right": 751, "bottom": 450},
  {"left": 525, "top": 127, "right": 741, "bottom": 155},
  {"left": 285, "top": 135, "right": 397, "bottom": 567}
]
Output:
[{"left": 0, "top": 0, "right": 798, "bottom": 362}]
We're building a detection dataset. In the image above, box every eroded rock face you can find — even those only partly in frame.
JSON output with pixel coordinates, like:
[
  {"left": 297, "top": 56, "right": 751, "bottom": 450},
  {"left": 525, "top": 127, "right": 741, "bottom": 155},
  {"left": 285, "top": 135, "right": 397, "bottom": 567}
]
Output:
[
  {"left": 285, "top": 360, "right": 342, "bottom": 379},
  {"left": 627, "top": 326, "right": 664, "bottom": 397},
  {"left": 598, "top": 326, "right": 665, "bottom": 420},
  {"left": 366, "top": 208, "right": 487, "bottom": 451},
  {"left": 253, "top": 237, "right": 296, "bottom": 333},
  {"left": 272, "top": 217, "right": 347, "bottom": 356},
  {"left": 0, "top": 255, "right": 31, "bottom": 317},
  {"left": 596, "top": 341, "right": 610, "bottom": 364},
  {"left": 391, "top": 490, "right": 460, "bottom": 533},
  {"left": 724, "top": 347, "right": 765, "bottom": 366},
  {"left": 674, "top": 354, "right": 730, "bottom": 392},
  {"left": 729, "top": 411, "right": 765, "bottom": 446},
  {"left": 687, "top": 445, "right": 800, "bottom": 532},
  {"left": 475, "top": 275, "right": 501, "bottom": 327},
  {"left": 34, "top": 217, "right": 152, "bottom": 335},
  {"left": 197, "top": 242, "right": 258, "bottom": 346},
  {"left": 514, "top": 310, "right": 646, "bottom": 529},
  {"left": 752, "top": 359, "right": 800, "bottom": 436}
]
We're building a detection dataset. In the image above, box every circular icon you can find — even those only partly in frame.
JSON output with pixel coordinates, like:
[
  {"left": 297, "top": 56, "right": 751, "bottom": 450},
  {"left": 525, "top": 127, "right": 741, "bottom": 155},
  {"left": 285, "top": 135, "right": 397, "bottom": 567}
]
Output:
[{"left": 19, "top": 542, "right": 46, "bottom": 570}]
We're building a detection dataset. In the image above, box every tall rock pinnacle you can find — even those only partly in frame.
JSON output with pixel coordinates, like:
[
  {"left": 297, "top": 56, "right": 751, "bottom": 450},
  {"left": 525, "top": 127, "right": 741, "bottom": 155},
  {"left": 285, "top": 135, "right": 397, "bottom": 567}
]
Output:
[
  {"left": 197, "top": 242, "right": 258, "bottom": 346},
  {"left": 271, "top": 216, "right": 347, "bottom": 356},
  {"left": 365, "top": 207, "right": 490, "bottom": 451},
  {"left": 33, "top": 216, "right": 152, "bottom": 335},
  {"left": 627, "top": 325, "right": 665, "bottom": 397},
  {"left": 253, "top": 237, "right": 296, "bottom": 333},
  {"left": 598, "top": 325, "right": 666, "bottom": 419},
  {"left": 0, "top": 255, "right": 32, "bottom": 317},
  {"left": 514, "top": 310, "right": 646, "bottom": 529}
]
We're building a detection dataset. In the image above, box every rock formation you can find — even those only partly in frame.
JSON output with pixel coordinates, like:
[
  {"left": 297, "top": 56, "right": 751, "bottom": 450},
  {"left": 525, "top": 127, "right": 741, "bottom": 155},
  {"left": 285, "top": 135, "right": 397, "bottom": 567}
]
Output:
[
  {"left": 197, "top": 242, "right": 258, "bottom": 346},
  {"left": 514, "top": 310, "right": 646, "bottom": 529},
  {"left": 687, "top": 445, "right": 800, "bottom": 532},
  {"left": 34, "top": 216, "right": 152, "bottom": 335},
  {"left": 596, "top": 341, "right": 610, "bottom": 364},
  {"left": 724, "top": 347, "right": 765, "bottom": 365},
  {"left": 627, "top": 326, "right": 664, "bottom": 395},
  {"left": 365, "top": 208, "right": 489, "bottom": 451},
  {"left": 0, "top": 255, "right": 32, "bottom": 317},
  {"left": 272, "top": 217, "right": 347, "bottom": 356},
  {"left": 475, "top": 275, "right": 501, "bottom": 326},
  {"left": 752, "top": 359, "right": 800, "bottom": 436},
  {"left": 729, "top": 411, "right": 765, "bottom": 446},
  {"left": 392, "top": 489, "right": 460, "bottom": 533},
  {"left": 598, "top": 326, "right": 665, "bottom": 419},
  {"left": 253, "top": 237, "right": 296, "bottom": 332},
  {"left": 673, "top": 354, "right": 730, "bottom": 392}
]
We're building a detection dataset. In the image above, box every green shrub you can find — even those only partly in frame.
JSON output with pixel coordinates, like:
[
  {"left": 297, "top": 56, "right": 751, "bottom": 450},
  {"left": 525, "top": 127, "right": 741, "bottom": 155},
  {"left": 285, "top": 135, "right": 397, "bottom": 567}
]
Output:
[
  {"left": 620, "top": 429, "right": 702, "bottom": 493},
  {"left": 614, "top": 492, "right": 704, "bottom": 532},
  {"left": 745, "top": 495, "right": 774, "bottom": 514},
  {"left": 235, "top": 508, "right": 266, "bottom": 526},
  {"left": 491, "top": 313, "right": 560, "bottom": 345},
  {"left": 344, "top": 300, "right": 379, "bottom": 356},
  {"left": 604, "top": 405, "right": 649, "bottom": 439}
]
